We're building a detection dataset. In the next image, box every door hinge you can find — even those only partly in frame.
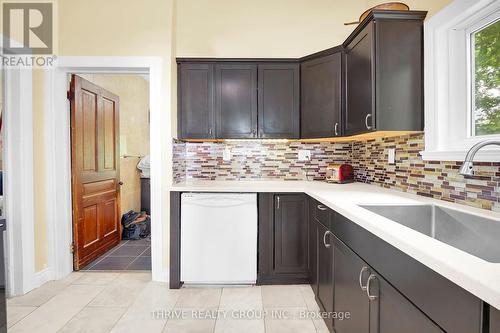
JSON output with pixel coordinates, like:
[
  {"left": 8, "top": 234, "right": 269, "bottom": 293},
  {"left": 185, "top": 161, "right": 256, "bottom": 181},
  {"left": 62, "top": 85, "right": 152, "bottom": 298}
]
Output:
[
  {"left": 67, "top": 90, "right": 74, "bottom": 100},
  {"left": 70, "top": 243, "right": 75, "bottom": 253}
]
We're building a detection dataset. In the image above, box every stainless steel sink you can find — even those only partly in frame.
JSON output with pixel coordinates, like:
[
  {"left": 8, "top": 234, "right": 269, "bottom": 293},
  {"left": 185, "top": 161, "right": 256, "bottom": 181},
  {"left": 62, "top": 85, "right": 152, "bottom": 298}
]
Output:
[{"left": 360, "top": 204, "right": 500, "bottom": 263}]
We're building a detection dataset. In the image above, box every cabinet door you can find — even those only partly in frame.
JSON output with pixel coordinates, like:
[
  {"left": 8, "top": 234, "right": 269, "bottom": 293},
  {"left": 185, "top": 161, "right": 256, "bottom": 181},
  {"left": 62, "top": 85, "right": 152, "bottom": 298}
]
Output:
[
  {"left": 301, "top": 52, "right": 342, "bottom": 138},
  {"left": 308, "top": 199, "right": 318, "bottom": 295},
  {"left": 215, "top": 64, "right": 257, "bottom": 138},
  {"left": 178, "top": 63, "right": 215, "bottom": 139},
  {"left": 317, "top": 221, "right": 334, "bottom": 332},
  {"left": 274, "top": 194, "right": 308, "bottom": 275},
  {"left": 333, "top": 236, "right": 370, "bottom": 333},
  {"left": 345, "top": 22, "right": 375, "bottom": 135},
  {"left": 258, "top": 63, "right": 300, "bottom": 138},
  {"left": 491, "top": 306, "right": 500, "bottom": 333},
  {"left": 369, "top": 274, "right": 445, "bottom": 333}
]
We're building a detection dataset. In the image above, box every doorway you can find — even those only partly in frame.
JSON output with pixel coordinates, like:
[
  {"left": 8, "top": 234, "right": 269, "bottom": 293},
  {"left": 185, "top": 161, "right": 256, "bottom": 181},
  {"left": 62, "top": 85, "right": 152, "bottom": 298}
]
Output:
[{"left": 70, "top": 73, "right": 151, "bottom": 271}]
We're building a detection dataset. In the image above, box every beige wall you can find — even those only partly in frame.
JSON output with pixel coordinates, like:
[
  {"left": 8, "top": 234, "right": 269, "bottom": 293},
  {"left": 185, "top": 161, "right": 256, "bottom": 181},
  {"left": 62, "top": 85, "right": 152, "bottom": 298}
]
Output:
[
  {"left": 33, "top": 69, "right": 48, "bottom": 272},
  {"left": 176, "top": 0, "right": 453, "bottom": 58},
  {"left": 80, "top": 74, "right": 150, "bottom": 216},
  {"left": 30, "top": 0, "right": 176, "bottom": 272}
]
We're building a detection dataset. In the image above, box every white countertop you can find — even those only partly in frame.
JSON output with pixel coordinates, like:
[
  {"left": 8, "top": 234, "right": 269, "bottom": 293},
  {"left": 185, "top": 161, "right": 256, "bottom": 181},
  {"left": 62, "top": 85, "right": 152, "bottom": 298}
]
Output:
[{"left": 171, "top": 180, "right": 500, "bottom": 309}]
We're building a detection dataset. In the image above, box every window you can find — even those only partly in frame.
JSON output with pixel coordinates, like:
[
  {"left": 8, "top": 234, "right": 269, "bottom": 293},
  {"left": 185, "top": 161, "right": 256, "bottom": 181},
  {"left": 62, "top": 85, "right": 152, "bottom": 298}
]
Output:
[
  {"left": 423, "top": 0, "right": 500, "bottom": 162},
  {"left": 470, "top": 19, "right": 500, "bottom": 136}
]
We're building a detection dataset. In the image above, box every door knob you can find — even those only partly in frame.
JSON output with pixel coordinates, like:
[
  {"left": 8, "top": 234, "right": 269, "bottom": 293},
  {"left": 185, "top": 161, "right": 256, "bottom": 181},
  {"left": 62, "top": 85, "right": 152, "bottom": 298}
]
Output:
[{"left": 118, "top": 181, "right": 124, "bottom": 186}]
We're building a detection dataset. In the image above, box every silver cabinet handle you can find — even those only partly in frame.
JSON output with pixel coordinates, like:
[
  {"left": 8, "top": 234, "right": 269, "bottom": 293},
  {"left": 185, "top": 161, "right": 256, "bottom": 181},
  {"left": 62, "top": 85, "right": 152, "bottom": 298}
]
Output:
[
  {"left": 358, "top": 266, "right": 370, "bottom": 291},
  {"left": 209, "top": 128, "right": 213, "bottom": 136},
  {"left": 323, "top": 230, "right": 333, "bottom": 248},
  {"left": 317, "top": 204, "right": 327, "bottom": 211},
  {"left": 366, "top": 274, "right": 378, "bottom": 301},
  {"left": 334, "top": 123, "right": 339, "bottom": 136},
  {"left": 276, "top": 196, "right": 280, "bottom": 210},
  {"left": 365, "top": 114, "right": 373, "bottom": 130}
]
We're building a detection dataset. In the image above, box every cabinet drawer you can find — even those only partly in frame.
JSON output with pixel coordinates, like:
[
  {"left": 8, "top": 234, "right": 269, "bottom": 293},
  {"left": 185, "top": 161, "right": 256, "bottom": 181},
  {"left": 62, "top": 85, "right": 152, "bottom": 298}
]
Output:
[{"left": 313, "top": 200, "right": 330, "bottom": 226}]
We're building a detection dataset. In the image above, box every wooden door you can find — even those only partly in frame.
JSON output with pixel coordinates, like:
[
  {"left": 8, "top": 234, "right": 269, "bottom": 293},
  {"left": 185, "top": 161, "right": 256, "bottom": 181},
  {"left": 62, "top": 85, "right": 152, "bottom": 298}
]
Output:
[
  {"left": 333, "top": 235, "right": 370, "bottom": 333},
  {"left": 215, "top": 64, "right": 257, "bottom": 138},
  {"left": 273, "top": 194, "right": 308, "bottom": 275},
  {"left": 258, "top": 63, "right": 299, "bottom": 138},
  {"left": 70, "top": 75, "right": 121, "bottom": 270},
  {"left": 301, "top": 52, "right": 343, "bottom": 138},
  {"left": 317, "top": 220, "right": 334, "bottom": 332},
  {"left": 345, "top": 22, "right": 375, "bottom": 135},
  {"left": 178, "top": 63, "right": 215, "bottom": 139}
]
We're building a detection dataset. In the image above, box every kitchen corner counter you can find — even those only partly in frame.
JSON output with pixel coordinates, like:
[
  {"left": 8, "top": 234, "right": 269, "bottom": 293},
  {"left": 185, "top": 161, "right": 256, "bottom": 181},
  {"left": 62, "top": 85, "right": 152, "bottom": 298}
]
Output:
[{"left": 170, "top": 180, "right": 500, "bottom": 309}]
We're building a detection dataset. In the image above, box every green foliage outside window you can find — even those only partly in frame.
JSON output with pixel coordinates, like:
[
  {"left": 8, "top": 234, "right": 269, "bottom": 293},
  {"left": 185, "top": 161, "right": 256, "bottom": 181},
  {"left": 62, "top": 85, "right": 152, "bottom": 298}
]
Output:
[{"left": 473, "top": 20, "right": 500, "bottom": 136}]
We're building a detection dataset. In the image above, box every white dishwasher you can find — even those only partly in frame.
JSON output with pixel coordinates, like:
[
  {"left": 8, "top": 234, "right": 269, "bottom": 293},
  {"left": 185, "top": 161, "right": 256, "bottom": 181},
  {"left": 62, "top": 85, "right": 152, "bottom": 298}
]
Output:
[{"left": 180, "top": 193, "right": 257, "bottom": 285}]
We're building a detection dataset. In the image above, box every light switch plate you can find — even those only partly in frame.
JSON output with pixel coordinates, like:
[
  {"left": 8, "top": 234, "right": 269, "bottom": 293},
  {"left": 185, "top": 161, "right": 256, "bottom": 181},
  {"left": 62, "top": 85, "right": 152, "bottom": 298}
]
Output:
[
  {"left": 223, "top": 147, "right": 231, "bottom": 161},
  {"left": 387, "top": 148, "right": 396, "bottom": 164},
  {"left": 298, "top": 150, "right": 311, "bottom": 161}
]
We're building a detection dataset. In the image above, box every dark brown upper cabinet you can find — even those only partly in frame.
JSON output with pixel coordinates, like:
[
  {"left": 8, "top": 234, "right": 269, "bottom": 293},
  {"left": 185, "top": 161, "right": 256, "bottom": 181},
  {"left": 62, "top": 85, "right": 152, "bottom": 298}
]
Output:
[
  {"left": 258, "top": 64, "right": 300, "bottom": 138},
  {"left": 343, "top": 10, "right": 426, "bottom": 136},
  {"left": 178, "top": 63, "right": 215, "bottom": 139},
  {"left": 215, "top": 63, "right": 258, "bottom": 139},
  {"left": 178, "top": 61, "right": 299, "bottom": 140},
  {"left": 301, "top": 50, "right": 343, "bottom": 138}
]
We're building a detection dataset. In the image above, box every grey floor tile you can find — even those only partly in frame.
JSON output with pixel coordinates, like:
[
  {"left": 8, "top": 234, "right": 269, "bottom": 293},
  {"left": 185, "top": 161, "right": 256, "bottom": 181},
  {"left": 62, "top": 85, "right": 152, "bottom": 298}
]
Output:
[
  {"left": 108, "top": 245, "right": 149, "bottom": 257},
  {"left": 142, "top": 247, "right": 151, "bottom": 256},
  {"left": 90, "top": 257, "right": 136, "bottom": 270},
  {"left": 126, "top": 256, "right": 151, "bottom": 270}
]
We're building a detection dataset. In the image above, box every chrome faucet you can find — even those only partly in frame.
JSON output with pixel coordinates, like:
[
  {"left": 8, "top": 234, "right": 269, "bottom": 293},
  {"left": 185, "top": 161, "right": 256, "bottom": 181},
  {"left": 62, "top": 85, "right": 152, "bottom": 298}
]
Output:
[{"left": 459, "top": 140, "right": 500, "bottom": 176}]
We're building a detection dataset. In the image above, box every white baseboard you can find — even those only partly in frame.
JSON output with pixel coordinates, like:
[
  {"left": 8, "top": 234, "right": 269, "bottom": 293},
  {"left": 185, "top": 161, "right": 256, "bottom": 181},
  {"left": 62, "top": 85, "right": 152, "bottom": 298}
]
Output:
[{"left": 33, "top": 268, "right": 54, "bottom": 289}]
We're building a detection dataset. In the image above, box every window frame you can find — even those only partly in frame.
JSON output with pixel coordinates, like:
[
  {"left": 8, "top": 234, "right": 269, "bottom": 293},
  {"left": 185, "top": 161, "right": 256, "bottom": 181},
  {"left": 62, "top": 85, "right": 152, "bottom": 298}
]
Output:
[
  {"left": 422, "top": 0, "right": 500, "bottom": 162},
  {"left": 467, "top": 14, "right": 500, "bottom": 138}
]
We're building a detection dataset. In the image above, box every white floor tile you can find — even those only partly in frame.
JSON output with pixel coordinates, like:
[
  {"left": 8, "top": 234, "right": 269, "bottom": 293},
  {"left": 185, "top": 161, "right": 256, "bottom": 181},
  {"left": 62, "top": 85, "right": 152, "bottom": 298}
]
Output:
[
  {"left": 72, "top": 272, "right": 121, "bottom": 286},
  {"left": 9, "top": 284, "right": 105, "bottom": 333},
  {"left": 58, "top": 306, "right": 126, "bottom": 333},
  {"left": 261, "top": 285, "right": 306, "bottom": 308},
  {"left": 162, "top": 317, "right": 216, "bottom": 333},
  {"left": 175, "top": 287, "right": 222, "bottom": 309},
  {"left": 6, "top": 306, "right": 37, "bottom": 328},
  {"left": 214, "top": 318, "right": 265, "bottom": 333},
  {"left": 88, "top": 272, "right": 150, "bottom": 307},
  {"left": 219, "top": 286, "right": 262, "bottom": 311},
  {"left": 110, "top": 282, "right": 181, "bottom": 333}
]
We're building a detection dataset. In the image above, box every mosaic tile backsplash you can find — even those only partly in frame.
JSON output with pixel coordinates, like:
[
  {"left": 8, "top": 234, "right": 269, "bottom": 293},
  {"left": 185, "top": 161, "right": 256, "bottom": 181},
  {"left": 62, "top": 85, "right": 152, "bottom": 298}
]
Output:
[
  {"left": 172, "top": 133, "right": 500, "bottom": 211},
  {"left": 173, "top": 140, "right": 351, "bottom": 181},
  {"left": 352, "top": 133, "right": 500, "bottom": 212}
]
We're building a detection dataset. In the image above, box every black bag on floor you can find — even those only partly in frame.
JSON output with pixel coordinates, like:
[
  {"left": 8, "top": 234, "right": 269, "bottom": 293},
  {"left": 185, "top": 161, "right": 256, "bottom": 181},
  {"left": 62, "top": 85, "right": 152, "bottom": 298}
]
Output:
[{"left": 121, "top": 210, "right": 151, "bottom": 240}]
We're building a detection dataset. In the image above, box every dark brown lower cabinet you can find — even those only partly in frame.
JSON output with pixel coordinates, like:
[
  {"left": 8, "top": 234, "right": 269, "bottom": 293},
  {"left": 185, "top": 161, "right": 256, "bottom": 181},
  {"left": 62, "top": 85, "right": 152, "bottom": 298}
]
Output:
[
  {"left": 308, "top": 198, "right": 318, "bottom": 295},
  {"left": 331, "top": 233, "right": 444, "bottom": 333},
  {"left": 491, "top": 306, "right": 500, "bottom": 333},
  {"left": 372, "top": 273, "right": 445, "bottom": 333},
  {"left": 317, "top": 221, "right": 334, "bottom": 332},
  {"left": 258, "top": 193, "right": 309, "bottom": 284},
  {"left": 333, "top": 236, "right": 370, "bottom": 333}
]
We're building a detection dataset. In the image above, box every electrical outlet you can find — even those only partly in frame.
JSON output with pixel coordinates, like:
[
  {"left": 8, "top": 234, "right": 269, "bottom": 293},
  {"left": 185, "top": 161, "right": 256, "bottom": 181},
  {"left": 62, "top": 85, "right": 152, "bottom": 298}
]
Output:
[
  {"left": 387, "top": 148, "right": 396, "bottom": 164},
  {"left": 298, "top": 150, "right": 311, "bottom": 161},
  {"left": 223, "top": 147, "right": 231, "bottom": 161}
]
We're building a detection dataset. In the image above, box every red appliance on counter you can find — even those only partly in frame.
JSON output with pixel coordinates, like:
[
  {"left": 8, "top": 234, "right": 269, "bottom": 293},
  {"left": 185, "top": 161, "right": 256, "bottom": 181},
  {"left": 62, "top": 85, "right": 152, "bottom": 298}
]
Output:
[{"left": 326, "top": 164, "right": 354, "bottom": 183}]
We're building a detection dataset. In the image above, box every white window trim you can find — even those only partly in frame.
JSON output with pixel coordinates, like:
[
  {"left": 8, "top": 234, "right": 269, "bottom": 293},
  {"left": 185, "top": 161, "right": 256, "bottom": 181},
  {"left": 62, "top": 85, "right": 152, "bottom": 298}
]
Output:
[{"left": 422, "top": 0, "right": 500, "bottom": 162}]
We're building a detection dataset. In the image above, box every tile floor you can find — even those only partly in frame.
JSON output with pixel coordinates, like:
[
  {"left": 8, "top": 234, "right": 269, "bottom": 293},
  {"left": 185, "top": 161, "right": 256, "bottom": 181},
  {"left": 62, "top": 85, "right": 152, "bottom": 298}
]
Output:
[
  {"left": 7, "top": 272, "right": 329, "bottom": 333},
  {"left": 82, "top": 238, "right": 151, "bottom": 271}
]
